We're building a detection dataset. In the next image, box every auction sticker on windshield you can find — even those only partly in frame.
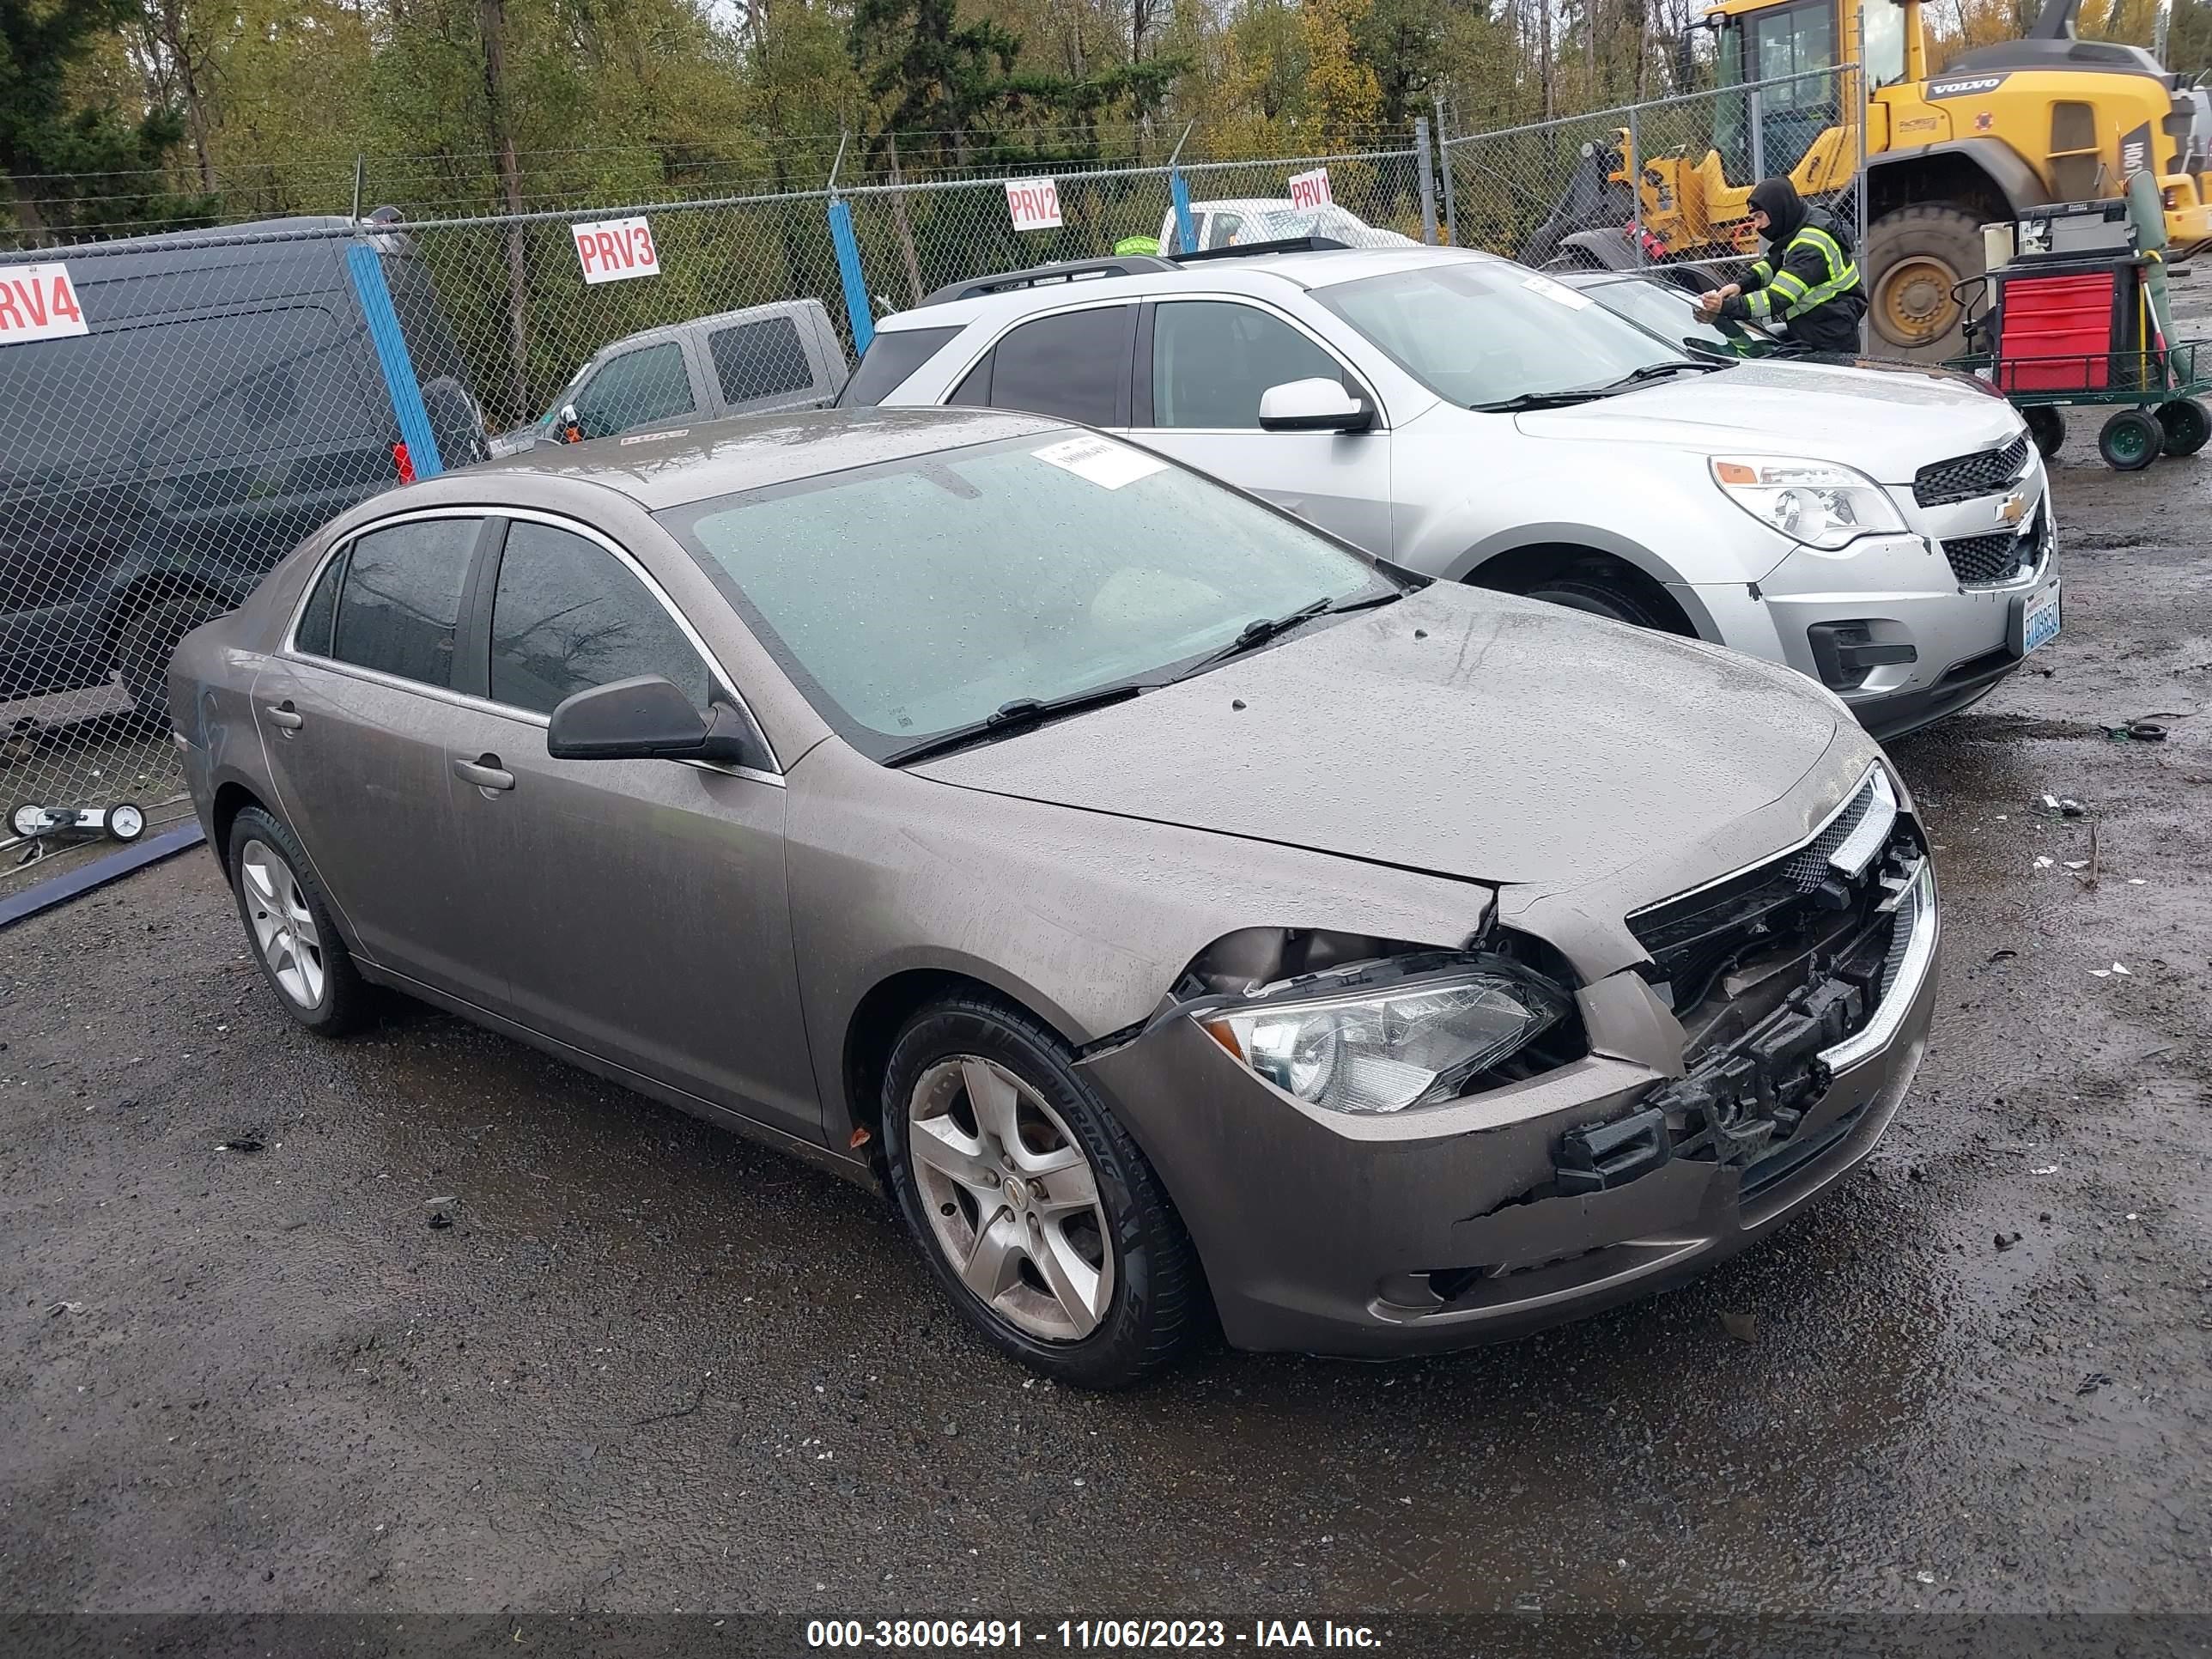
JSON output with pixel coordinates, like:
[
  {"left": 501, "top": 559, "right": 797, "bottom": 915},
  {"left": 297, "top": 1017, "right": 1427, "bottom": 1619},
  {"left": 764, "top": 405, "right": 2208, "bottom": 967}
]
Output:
[
  {"left": 1522, "top": 272, "right": 1593, "bottom": 310},
  {"left": 1030, "top": 435, "right": 1167, "bottom": 490}
]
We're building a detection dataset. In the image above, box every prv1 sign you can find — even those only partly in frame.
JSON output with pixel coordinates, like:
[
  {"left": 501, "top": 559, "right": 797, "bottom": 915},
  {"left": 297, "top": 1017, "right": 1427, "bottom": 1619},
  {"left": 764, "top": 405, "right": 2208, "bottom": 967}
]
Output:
[
  {"left": 1006, "top": 178, "right": 1063, "bottom": 233},
  {"left": 573, "top": 216, "right": 660, "bottom": 284},
  {"left": 0, "top": 263, "right": 88, "bottom": 346},
  {"left": 1287, "top": 168, "right": 1333, "bottom": 212}
]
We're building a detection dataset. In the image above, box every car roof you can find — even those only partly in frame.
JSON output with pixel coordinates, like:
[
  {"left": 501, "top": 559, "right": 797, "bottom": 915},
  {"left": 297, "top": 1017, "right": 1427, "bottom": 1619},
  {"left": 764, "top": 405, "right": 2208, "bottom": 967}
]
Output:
[
  {"left": 875, "top": 245, "right": 1498, "bottom": 333},
  {"left": 459, "top": 406, "right": 1072, "bottom": 510}
]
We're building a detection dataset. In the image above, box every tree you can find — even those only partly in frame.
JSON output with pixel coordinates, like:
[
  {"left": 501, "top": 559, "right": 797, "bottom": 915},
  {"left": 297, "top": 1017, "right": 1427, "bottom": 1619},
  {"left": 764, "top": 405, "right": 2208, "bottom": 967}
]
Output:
[
  {"left": 1, "top": 0, "right": 212, "bottom": 240},
  {"left": 1302, "top": 0, "right": 1382, "bottom": 140}
]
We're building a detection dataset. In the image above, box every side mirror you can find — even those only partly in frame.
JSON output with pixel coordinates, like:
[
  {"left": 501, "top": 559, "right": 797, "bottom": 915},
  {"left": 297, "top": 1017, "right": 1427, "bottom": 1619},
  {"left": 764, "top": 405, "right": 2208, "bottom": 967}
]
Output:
[
  {"left": 559, "top": 403, "right": 583, "bottom": 443},
  {"left": 1258, "top": 378, "right": 1375, "bottom": 434},
  {"left": 546, "top": 675, "right": 757, "bottom": 768}
]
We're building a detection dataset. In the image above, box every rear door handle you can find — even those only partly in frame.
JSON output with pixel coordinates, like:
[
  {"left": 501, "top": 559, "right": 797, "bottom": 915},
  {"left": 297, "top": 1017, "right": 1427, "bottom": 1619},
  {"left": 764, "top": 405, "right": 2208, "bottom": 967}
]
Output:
[
  {"left": 264, "top": 700, "right": 303, "bottom": 732},
  {"left": 453, "top": 754, "right": 515, "bottom": 793}
]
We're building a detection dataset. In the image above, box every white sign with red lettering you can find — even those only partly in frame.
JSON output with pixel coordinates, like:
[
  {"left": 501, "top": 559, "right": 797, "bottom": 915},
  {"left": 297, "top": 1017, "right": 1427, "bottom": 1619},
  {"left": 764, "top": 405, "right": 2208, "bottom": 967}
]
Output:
[
  {"left": 1005, "top": 178, "right": 1063, "bottom": 232},
  {"left": 572, "top": 216, "right": 660, "bottom": 284},
  {"left": 1287, "top": 167, "right": 1333, "bottom": 211},
  {"left": 0, "top": 262, "right": 89, "bottom": 346}
]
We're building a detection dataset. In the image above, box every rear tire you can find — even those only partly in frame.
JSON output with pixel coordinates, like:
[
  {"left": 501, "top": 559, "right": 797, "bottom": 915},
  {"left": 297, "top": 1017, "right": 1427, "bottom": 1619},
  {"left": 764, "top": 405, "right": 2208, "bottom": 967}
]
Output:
[
  {"left": 880, "top": 994, "right": 1205, "bottom": 1389},
  {"left": 2155, "top": 397, "right": 2210, "bottom": 456},
  {"left": 115, "top": 595, "right": 221, "bottom": 722},
  {"left": 2098, "top": 409, "right": 2162, "bottom": 471},
  {"left": 1867, "top": 204, "right": 1984, "bottom": 361},
  {"left": 2024, "top": 405, "right": 2066, "bottom": 459},
  {"left": 227, "top": 806, "right": 372, "bottom": 1036}
]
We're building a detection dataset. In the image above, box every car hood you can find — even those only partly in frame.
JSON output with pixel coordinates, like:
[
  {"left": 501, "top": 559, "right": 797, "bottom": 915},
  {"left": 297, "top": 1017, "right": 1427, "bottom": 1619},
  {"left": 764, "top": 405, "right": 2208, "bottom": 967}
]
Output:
[
  {"left": 1514, "top": 360, "right": 2021, "bottom": 484},
  {"left": 915, "top": 584, "right": 1844, "bottom": 892}
]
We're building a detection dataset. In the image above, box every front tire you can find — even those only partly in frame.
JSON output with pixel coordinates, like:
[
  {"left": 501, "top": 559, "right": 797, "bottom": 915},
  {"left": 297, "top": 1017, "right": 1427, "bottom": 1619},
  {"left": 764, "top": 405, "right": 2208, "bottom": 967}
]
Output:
[
  {"left": 1867, "top": 204, "right": 1984, "bottom": 361},
  {"left": 1517, "top": 563, "right": 1682, "bottom": 631},
  {"left": 880, "top": 994, "right": 1204, "bottom": 1389},
  {"left": 227, "top": 806, "right": 371, "bottom": 1036}
]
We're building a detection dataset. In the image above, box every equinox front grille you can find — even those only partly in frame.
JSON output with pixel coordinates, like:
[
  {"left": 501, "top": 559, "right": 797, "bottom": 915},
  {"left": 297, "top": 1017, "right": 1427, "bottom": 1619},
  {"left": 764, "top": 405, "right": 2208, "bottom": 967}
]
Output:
[
  {"left": 1914, "top": 433, "right": 2029, "bottom": 507},
  {"left": 1943, "top": 518, "right": 2039, "bottom": 586}
]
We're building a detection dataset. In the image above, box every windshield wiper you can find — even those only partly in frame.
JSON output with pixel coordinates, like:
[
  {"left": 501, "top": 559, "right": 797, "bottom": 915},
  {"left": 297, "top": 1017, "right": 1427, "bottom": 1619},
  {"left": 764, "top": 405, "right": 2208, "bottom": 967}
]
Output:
[
  {"left": 1601, "top": 360, "right": 1724, "bottom": 389},
  {"left": 1473, "top": 389, "right": 1609, "bottom": 412},
  {"left": 882, "top": 683, "right": 1147, "bottom": 768},
  {"left": 1178, "top": 587, "right": 1402, "bottom": 678}
]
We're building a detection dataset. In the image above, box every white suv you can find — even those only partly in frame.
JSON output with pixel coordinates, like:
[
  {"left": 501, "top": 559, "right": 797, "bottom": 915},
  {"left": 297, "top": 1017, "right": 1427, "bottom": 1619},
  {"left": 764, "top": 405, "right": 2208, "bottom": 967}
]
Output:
[{"left": 846, "top": 243, "right": 2061, "bottom": 738}]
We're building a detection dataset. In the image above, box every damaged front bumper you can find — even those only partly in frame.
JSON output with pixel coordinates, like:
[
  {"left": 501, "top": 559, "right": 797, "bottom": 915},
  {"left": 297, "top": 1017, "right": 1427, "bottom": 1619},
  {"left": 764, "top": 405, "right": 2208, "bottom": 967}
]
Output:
[{"left": 1081, "top": 771, "right": 1941, "bottom": 1358}]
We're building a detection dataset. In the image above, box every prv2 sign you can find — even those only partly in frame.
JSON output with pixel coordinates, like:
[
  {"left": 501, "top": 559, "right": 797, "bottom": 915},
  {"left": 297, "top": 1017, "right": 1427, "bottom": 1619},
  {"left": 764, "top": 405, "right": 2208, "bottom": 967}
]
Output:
[
  {"left": 1287, "top": 168, "right": 1333, "bottom": 212},
  {"left": 573, "top": 216, "right": 660, "bottom": 284},
  {"left": 0, "top": 263, "right": 88, "bottom": 346},
  {"left": 1006, "top": 178, "right": 1063, "bottom": 233}
]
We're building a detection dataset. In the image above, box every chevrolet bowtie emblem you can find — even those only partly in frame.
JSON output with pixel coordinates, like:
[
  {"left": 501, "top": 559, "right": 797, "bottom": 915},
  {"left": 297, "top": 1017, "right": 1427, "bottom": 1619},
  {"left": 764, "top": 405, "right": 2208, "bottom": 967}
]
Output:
[{"left": 1998, "top": 492, "right": 2027, "bottom": 526}]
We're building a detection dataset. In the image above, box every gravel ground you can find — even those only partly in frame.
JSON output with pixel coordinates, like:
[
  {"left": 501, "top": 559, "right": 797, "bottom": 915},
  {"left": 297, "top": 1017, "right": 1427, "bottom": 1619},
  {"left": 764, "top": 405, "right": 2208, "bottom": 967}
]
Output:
[{"left": 2, "top": 410, "right": 2209, "bottom": 1650}]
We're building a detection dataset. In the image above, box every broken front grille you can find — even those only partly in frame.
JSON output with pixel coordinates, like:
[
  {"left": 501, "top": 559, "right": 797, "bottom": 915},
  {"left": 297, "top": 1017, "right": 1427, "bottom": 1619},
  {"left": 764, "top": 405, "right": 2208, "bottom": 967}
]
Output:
[
  {"left": 1942, "top": 513, "right": 2042, "bottom": 586},
  {"left": 1913, "top": 433, "right": 2029, "bottom": 507},
  {"left": 1616, "top": 768, "right": 1923, "bottom": 1173}
]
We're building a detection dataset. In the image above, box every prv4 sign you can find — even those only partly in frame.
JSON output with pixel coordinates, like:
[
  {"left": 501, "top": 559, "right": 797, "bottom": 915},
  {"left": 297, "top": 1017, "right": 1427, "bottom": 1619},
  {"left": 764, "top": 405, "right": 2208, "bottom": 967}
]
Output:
[
  {"left": 0, "top": 263, "right": 88, "bottom": 346},
  {"left": 1287, "top": 168, "right": 1333, "bottom": 212},
  {"left": 573, "top": 216, "right": 661, "bottom": 284},
  {"left": 1006, "top": 178, "right": 1064, "bottom": 233}
]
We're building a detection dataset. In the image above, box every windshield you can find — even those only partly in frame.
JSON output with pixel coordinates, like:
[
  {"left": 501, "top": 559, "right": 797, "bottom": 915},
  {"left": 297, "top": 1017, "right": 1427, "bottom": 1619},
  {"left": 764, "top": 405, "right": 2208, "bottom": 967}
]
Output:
[
  {"left": 657, "top": 433, "right": 1388, "bottom": 760},
  {"left": 1575, "top": 276, "right": 1740, "bottom": 350},
  {"left": 1317, "top": 261, "right": 1693, "bottom": 407}
]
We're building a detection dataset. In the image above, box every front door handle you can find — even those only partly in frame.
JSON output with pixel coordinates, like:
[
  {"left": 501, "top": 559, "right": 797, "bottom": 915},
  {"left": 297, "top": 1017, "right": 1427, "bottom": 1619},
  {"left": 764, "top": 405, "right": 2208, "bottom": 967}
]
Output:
[
  {"left": 264, "top": 700, "right": 303, "bottom": 732},
  {"left": 453, "top": 754, "right": 515, "bottom": 793}
]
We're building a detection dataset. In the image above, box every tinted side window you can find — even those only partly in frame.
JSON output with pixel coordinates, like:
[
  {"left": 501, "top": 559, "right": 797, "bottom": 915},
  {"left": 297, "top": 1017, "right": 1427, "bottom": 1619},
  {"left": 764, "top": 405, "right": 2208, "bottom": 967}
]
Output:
[
  {"left": 708, "top": 317, "right": 815, "bottom": 406},
  {"left": 839, "top": 325, "right": 963, "bottom": 407},
  {"left": 331, "top": 519, "right": 480, "bottom": 687},
  {"left": 981, "top": 307, "right": 1134, "bottom": 426},
  {"left": 1152, "top": 301, "right": 1351, "bottom": 428},
  {"left": 489, "top": 522, "right": 710, "bottom": 716},
  {"left": 295, "top": 546, "right": 347, "bottom": 656},
  {"left": 570, "top": 342, "right": 694, "bottom": 439}
]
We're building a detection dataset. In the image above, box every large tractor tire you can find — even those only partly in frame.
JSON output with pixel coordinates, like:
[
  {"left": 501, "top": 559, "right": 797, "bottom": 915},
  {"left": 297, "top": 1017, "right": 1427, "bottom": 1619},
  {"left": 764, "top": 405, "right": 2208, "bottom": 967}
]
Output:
[{"left": 1866, "top": 204, "right": 1984, "bottom": 362}]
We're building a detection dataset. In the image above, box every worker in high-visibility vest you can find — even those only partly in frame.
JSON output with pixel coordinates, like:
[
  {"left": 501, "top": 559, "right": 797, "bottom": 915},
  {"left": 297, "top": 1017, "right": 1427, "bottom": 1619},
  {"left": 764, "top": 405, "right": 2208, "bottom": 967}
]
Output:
[
  {"left": 1697, "top": 177, "right": 1866, "bottom": 353},
  {"left": 1115, "top": 235, "right": 1161, "bottom": 256}
]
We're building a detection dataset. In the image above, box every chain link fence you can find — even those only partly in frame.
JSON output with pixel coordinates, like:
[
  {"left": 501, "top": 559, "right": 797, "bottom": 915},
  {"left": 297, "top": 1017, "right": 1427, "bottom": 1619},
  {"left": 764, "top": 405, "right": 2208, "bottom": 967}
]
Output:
[
  {"left": 0, "top": 137, "right": 1434, "bottom": 873},
  {"left": 1441, "top": 67, "right": 1866, "bottom": 289}
]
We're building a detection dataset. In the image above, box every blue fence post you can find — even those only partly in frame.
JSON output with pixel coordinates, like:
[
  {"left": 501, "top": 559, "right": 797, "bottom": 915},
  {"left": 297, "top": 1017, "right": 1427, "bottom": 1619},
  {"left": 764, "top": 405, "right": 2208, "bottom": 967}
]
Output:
[
  {"left": 344, "top": 243, "right": 443, "bottom": 480},
  {"left": 828, "top": 198, "right": 874, "bottom": 356},
  {"left": 1170, "top": 171, "right": 1198, "bottom": 258}
]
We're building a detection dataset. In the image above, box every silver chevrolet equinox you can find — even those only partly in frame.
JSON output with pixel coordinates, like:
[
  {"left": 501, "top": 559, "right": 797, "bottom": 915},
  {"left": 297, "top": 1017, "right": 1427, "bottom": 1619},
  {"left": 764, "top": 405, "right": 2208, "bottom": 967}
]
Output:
[
  {"left": 850, "top": 242, "right": 2062, "bottom": 739},
  {"left": 173, "top": 410, "right": 1942, "bottom": 1388}
]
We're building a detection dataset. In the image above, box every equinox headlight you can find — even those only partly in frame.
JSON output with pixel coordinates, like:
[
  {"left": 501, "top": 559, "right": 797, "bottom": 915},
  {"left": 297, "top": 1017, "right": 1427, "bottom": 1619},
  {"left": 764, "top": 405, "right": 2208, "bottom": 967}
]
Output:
[
  {"left": 1711, "top": 455, "right": 1905, "bottom": 550},
  {"left": 1200, "top": 957, "right": 1572, "bottom": 1115}
]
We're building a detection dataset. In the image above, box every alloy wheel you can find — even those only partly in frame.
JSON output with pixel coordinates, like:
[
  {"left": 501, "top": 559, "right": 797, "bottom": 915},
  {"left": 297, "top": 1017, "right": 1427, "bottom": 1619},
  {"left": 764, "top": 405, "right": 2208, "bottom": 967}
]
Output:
[
  {"left": 238, "top": 838, "right": 326, "bottom": 1009},
  {"left": 906, "top": 1055, "right": 1114, "bottom": 1342}
]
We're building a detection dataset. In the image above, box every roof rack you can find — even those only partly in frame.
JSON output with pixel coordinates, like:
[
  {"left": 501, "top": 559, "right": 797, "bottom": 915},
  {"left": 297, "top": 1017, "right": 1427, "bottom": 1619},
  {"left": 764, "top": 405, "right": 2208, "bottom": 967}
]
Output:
[
  {"left": 1166, "top": 234, "right": 1353, "bottom": 264},
  {"left": 915, "top": 255, "right": 1178, "bottom": 308}
]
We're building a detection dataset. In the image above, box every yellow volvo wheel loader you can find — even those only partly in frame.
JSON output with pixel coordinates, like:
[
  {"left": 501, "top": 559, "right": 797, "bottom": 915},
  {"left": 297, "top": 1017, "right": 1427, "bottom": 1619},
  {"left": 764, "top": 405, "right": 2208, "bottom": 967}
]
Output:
[{"left": 1526, "top": 0, "right": 2212, "bottom": 356}]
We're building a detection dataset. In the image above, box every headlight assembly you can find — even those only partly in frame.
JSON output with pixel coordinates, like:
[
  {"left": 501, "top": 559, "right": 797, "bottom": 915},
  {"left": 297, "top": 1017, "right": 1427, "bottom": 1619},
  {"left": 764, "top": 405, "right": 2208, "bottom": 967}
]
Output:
[
  {"left": 1710, "top": 455, "right": 1905, "bottom": 550},
  {"left": 1199, "top": 955, "right": 1573, "bottom": 1115}
]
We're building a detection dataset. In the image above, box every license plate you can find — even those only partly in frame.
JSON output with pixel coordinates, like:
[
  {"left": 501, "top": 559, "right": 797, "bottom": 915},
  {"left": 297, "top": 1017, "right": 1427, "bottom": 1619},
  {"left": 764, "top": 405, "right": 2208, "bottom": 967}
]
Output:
[{"left": 2022, "top": 583, "right": 2063, "bottom": 655}]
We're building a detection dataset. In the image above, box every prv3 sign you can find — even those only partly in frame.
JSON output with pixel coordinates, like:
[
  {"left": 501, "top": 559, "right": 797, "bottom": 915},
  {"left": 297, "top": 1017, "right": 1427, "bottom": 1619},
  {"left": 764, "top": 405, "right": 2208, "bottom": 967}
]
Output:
[
  {"left": 1287, "top": 168, "right": 1333, "bottom": 212},
  {"left": 1006, "top": 178, "right": 1064, "bottom": 232},
  {"left": 573, "top": 216, "right": 661, "bottom": 284}
]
